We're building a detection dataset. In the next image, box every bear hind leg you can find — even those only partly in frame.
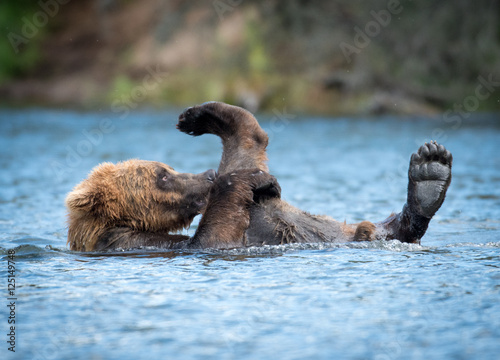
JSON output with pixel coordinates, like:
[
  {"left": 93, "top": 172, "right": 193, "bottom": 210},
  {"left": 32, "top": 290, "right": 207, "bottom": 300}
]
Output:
[{"left": 383, "top": 141, "right": 452, "bottom": 243}]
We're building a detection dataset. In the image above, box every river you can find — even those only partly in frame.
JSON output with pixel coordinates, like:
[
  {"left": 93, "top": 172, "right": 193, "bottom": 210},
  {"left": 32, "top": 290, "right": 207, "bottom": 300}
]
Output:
[{"left": 0, "top": 108, "right": 499, "bottom": 359}]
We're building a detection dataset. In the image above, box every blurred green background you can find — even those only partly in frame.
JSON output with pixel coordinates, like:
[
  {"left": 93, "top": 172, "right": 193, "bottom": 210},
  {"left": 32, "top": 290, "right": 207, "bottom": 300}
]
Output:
[{"left": 1, "top": 0, "right": 499, "bottom": 115}]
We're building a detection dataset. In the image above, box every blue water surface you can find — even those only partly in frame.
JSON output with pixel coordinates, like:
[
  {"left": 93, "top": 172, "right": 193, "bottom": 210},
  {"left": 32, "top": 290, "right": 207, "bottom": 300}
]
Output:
[{"left": 0, "top": 108, "right": 499, "bottom": 360}]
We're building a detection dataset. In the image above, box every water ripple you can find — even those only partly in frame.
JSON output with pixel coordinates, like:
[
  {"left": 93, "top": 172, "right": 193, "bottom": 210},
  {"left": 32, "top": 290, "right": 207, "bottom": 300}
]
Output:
[{"left": 1, "top": 110, "right": 499, "bottom": 360}]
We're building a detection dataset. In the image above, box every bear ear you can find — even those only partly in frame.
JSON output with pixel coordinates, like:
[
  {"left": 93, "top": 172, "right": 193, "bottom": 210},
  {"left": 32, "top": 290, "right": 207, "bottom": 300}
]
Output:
[
  {"left": 65, "top": 186, "right": 104, "bottom": 217},
  {"left": 66, "top": 185, "right": 120, "bottom": 219},
  {"left": 65, "top": 187, "right": 94, "bottom": 213},
  {"left": 65, "top": 163, "right": 120, "bottom": 219}
]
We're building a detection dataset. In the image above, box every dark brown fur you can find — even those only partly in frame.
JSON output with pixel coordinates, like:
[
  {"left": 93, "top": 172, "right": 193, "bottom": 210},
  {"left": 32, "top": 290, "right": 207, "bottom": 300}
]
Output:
[
  {"left": 177, "top": 101, "right": 269, "bottom": 174},
  {"left": 66, "top": 102, "right": 451, "bottom": 252},
  {"left": 188, "top": 169, "right": 281, "bottom": 249},
  {"left": 177, "top": 102, "right": 453, "bottom": 248}
]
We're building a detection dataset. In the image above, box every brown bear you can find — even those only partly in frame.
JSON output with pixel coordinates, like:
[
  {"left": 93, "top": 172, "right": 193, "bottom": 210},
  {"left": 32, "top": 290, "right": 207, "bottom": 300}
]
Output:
[
  {"left": 176, "top": 101, "right": 453, "bottom": 248},
  {"left": 66, "top": 102, "right": 452, "bottom": 251},
  {"left": 66, "top": 160, "right": 217, "bottom": 251},
  {"left": 66, "top": 159, "right": 279, "bottom": 251}
]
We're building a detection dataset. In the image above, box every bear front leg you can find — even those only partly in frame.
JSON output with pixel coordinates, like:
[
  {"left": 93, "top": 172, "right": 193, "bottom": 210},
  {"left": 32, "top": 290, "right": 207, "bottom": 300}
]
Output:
[
  {"left": 177, "top": 102, "right": 269, "bottom": 174},
  {"left": 380, "top": 141, "right": 452, "bottom": 243},
  {"left": 189, "top": 169, "right": 281, "bottom": 249}
]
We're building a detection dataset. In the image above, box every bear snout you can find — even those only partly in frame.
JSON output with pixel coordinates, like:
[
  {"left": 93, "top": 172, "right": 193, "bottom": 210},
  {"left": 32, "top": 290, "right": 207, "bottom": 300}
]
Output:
[
  {"left": 191, "top": 196, "right": 208, "bottom": 214},
  {"left": 194, "top": 198, "right": 206, "bottom": 209}
]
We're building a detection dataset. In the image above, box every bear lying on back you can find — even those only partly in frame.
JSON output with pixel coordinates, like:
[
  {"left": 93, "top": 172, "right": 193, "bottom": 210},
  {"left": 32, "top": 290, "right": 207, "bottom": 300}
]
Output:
[
  {"left": 67, "top": 102, "right": 452, "bottom": 251},
  {"left": 177, "top": 102, "right": 453, "bottom": 247}
]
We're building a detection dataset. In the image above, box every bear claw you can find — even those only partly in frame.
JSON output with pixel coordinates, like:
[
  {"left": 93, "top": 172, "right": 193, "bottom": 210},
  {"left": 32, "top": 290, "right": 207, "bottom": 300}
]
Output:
[
  {"left": 216, "top": 169, "right": 281, "bottom": 202},
  {"left": 177, "top": 107, "right": 206, "bottom": 136}
]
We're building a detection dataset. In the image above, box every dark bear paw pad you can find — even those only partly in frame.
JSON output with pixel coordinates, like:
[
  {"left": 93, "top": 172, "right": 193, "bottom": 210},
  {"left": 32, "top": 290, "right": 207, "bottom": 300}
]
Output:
[
  {"left": 177, "top": 107, "right": 206, "bottom": 136},
  {"left": 221, "top": 170, "right": 281, "bottom": 202},
  {"left": 250, "top": 170, "right": 281, "bottom": 202},
  {"left": 409, "top": 141, "right": 452, "bottom": 218}
]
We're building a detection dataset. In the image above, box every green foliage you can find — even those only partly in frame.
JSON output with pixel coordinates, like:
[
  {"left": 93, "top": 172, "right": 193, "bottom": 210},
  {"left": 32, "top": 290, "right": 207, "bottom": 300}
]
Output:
[
  {"left": 1, "top": 0, "right": 499, "bottom": 113},
  {"left": 0, "top": 2, "right": 44, "bottom": 83},
  {"left": 245, "top": 17, "right": 271, "bottom": 75},
  {"left": 107, "top": 75, "right": 136, "bottom": 102}
]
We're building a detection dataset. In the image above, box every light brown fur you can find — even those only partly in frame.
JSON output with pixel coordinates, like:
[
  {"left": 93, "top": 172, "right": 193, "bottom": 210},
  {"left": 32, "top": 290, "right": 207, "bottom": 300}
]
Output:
[
  {"left": 66, "top": 101, "right": 451, "bottom": 252},
  {"left": 66, "top": 160, "right": 215, "bottom": 251}
]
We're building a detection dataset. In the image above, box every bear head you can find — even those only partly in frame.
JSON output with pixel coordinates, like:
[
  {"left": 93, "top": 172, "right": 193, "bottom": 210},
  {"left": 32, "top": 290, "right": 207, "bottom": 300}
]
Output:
[{"left": 66, "top": 160, "right": 216, "bottom": 251}]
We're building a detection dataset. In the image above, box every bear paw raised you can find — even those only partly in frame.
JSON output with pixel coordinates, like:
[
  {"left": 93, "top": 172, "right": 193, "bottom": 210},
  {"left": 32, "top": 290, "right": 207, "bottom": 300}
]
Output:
[
  {"left": 177, "top": 106, "right": 210, "bottom": 136},
  {"left": 218, "top": 169, "right": 281, "bottom": 203},
  {"left": 408, "top": 141, "right": 452, "bottom": 218},
  {"left": 249, "top": 170, "right": 281, "bottom": 202}
]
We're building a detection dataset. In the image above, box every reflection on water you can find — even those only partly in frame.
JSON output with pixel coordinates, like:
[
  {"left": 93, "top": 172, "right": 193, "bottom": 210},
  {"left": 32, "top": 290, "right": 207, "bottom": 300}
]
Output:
[{"left": 0, "top": 109, "right": 499, "bottom": 359}]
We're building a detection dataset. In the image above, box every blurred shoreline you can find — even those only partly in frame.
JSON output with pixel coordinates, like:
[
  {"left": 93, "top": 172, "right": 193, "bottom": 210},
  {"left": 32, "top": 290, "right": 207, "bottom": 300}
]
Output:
[{"left": 1, "top": 0, "right": 499, "bottom": 116}]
